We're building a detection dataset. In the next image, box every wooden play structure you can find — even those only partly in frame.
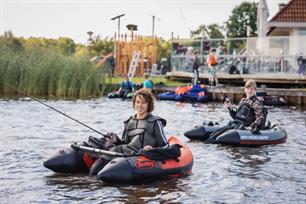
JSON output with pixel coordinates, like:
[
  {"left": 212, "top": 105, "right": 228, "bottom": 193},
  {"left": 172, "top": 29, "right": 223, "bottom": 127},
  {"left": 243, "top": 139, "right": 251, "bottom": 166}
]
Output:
[{"left": 113, "top": 28, "right": 157, "bottom": 78}]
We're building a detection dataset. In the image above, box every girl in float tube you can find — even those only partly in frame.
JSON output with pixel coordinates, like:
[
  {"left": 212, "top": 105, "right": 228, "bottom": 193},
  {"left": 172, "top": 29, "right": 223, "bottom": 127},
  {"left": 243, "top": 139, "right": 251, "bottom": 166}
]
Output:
[
  {"left": 224, "top": 79, "right": 267, "bottom": 133},
  {"left": 90, "top": 89, "right": 169, "bottom": 175}
]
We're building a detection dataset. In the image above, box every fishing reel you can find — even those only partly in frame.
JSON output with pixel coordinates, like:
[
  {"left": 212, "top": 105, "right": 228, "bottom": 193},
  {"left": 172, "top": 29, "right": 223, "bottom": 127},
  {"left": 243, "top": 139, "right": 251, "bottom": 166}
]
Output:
[{"left": 223, "top": 97, "right": 231, "bottom": 103}]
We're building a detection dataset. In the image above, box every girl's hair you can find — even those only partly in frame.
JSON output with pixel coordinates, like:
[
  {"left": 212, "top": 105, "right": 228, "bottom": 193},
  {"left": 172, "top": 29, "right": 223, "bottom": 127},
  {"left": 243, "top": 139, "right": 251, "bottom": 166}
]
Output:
[{"left": 132, "top": 88, "right": 155, "bottom": 113}]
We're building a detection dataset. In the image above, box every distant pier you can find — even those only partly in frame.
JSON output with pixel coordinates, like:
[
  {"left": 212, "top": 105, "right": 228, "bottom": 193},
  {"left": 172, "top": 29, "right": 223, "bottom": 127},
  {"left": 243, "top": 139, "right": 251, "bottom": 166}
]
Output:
[
  {"left": 154, "top": 72, "right": 306, "bottom": 106},
  {"left": 166, "top": 71, "right": 306, "bottom": 86}
]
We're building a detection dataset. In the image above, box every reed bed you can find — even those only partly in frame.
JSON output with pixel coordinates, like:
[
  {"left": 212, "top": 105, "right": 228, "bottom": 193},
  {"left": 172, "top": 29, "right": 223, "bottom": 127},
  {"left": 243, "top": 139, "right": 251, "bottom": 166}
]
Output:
[{"left": 0, "top": 45, "right": 112, "bottom": 98}]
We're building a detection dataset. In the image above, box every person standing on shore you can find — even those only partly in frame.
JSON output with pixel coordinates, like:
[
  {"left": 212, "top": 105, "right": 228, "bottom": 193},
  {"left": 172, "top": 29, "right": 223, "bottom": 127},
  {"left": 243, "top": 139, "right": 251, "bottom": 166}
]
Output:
[
  {"left": 207, "top": 48, "right": 218, "bottom": 86},
  {"left": 193, "top": 51, "right": 200, "bottom": 85}
]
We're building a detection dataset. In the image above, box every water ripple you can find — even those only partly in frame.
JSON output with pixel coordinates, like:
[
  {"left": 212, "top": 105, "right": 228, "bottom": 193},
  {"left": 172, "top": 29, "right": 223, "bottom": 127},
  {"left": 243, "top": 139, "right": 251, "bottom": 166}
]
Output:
[{"left": 0, "top": 98, "right": 305, "bottom": 203}]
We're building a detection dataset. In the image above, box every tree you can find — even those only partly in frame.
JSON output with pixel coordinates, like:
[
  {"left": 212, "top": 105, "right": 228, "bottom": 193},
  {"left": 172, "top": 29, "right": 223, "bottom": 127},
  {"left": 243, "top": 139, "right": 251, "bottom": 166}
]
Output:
[
  {"left": 225, "top": 2, "right": 258, "bottom": 38},
  {"left": 191, "top": 24, "right": 224, "bottom": 39},
  {"left": 89, "top": 35, "right": 113, "bottom": 56},
  {"left": 0, "top": 30, "right": 24, "bottom": 51},
  {"left": 156, "top": 38, "right": 171, "bottom": 62}
]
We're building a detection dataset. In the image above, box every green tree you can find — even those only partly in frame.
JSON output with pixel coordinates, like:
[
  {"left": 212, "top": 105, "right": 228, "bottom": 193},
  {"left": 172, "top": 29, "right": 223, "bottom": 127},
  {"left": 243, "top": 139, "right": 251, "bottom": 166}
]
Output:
[
  {"left": 88, "top": 35, "right": 113, "bottom": 56},
  {"left": 0, "top": 30, "right": 24, "bottom": 51},
  {"left": 156, "top": 38, "right": 171, "bottom": 62},
  {"left": 225, "top": 2, "right": 258, "bottom": 38},
  {"left": 191, "top": 24, "right": 224, "bottom": 39}
]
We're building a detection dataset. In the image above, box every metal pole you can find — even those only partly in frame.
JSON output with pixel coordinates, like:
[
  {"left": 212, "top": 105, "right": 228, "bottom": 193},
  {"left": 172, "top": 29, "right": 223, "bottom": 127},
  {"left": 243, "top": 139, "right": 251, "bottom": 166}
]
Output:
[{"left": 152, "top": 15, "right": 155, "bottom": 37}]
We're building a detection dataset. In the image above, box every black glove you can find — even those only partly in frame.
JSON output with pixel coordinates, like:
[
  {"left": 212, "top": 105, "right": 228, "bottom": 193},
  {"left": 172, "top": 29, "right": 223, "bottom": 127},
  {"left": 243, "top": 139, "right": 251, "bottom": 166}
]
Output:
[
  {"left": 223, "top": 97, "right": 231, "bottom": 103},
  {"left": 106, "top": 132, "right": 121, "bottom": 145},
  {"left": 251, "top": 126, "right": 260, "bottom": 134},
  {"left": 238, "top": 124, "right": 246, "bottom": 130}
]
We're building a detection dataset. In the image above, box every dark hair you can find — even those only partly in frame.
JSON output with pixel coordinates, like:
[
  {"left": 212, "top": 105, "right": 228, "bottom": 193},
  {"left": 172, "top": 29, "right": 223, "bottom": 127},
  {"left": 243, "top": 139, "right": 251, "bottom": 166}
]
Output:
[
  {"left": 143, "top": 73, "right": 150, "bottom": 79},
  {"left": 132, "top": 88, "right": 155, "bottom": 113}
]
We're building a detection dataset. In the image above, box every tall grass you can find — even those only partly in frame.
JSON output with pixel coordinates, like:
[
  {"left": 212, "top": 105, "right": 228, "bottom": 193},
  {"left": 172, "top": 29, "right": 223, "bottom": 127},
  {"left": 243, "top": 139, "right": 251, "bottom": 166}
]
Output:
[{"left": 0, "top": 44, "right": 112, "bottom": 98}]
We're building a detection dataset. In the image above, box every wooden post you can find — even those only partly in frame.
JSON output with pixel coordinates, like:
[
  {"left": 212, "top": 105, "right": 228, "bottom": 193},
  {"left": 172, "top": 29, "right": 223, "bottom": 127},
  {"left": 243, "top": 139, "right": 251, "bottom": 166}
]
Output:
[
  {"left": 140, "top": 36, "right": 144, "bottom": 75},
  {"left": 123, "top": 33, "right": 127, "bottom": 76},
  {"left": 113, "top": 32, "right": 117, "bottom": 76}
]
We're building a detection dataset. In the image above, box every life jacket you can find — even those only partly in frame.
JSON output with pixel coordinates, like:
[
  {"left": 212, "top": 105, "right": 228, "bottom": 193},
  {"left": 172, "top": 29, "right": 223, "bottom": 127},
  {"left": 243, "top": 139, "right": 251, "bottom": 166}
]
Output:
[
  {"left": 111, "top": 114, "right": 167, "bottom": 154},
  {"left": 121, "top": 81, "right": 133, "bottom": 92},
  {"left": 175, "top": 86, "right": 191, "bottom": 95},
  {"left": 207, "top": 54, "right": 217, "bottom": 66},
  {"left": 235, "top": 98, "right": 268, "bottom": 129},
  {"left": 235, "top": 102, "right": 256, "bottom": 126}
]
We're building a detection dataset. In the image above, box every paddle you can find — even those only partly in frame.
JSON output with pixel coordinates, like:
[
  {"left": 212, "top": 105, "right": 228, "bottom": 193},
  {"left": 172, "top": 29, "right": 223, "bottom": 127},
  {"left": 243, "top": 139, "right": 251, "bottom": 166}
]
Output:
[
  {"left": 1, "top": 81, "right": 109, "bottom": 138},
  {"left": 71, "top": 143, "right": 135, "bottom": 158}
]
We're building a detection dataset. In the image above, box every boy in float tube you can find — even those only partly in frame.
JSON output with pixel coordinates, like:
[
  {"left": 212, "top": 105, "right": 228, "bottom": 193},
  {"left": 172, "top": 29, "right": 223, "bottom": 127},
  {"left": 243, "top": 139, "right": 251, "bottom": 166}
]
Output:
[
  {"left": 224, "top": 79, "right": 267, "bottom": 133},
  {"left": 90, "top": 89, "right": 169, "bottom": 175}
]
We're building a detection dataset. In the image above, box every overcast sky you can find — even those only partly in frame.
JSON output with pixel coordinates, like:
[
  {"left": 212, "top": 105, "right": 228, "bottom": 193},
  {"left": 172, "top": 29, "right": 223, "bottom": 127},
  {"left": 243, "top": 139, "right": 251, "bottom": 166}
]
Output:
[{"left": 0, "top": 0, "right": 288, "bottom": 44}]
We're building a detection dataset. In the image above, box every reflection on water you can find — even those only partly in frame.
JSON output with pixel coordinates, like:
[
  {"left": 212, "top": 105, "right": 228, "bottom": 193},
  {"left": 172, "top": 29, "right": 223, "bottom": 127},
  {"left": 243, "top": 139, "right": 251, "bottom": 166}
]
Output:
[{"left": 0, "top": 98, "right": 306, "bottom": 203}]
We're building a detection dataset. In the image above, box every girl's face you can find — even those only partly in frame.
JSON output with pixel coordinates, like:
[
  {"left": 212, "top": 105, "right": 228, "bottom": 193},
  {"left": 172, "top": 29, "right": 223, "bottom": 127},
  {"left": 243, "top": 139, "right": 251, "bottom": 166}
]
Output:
[
  {"left": 245, "top": 86, "right": 256, "bottom": 98},
  {"left": 134, "top": 95, "right": 148, "bottom": 116}
]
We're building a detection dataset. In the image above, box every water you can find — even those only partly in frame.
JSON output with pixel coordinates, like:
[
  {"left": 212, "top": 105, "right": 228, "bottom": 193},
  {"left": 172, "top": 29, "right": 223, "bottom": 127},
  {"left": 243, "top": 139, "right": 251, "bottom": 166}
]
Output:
[{"left": 0, "top": 98, "right": 306, "bottom": 203}]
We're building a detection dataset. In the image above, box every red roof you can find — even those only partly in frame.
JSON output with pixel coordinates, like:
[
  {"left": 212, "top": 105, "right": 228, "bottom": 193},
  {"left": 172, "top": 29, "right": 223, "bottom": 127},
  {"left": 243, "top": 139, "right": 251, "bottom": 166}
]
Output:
[{"left": 269, "top": 0, "right": 306, "bottom": 22}]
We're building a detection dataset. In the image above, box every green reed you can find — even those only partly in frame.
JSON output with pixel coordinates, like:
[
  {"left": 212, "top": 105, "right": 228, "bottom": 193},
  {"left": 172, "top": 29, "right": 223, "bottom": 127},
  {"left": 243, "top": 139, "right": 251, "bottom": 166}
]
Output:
[{"left": 0, "top": 45, "right": 112, "bottom": 98}]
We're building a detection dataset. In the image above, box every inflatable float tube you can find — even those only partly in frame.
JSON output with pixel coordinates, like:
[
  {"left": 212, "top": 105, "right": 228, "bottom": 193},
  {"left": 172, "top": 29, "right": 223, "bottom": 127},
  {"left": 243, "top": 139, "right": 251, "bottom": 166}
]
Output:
[
  {"left": 257, "top": 92, "right": 286, "bottom": 106},
  {"left": 181, "top": 92, "right": 209, "bottom": 102},
  {"left": 157, "top": 92, "right": 177, "bottom": 101},
  {"left": 96, "top": 136, "right": 193, "bottom": 182},
  {"left": 43, "top": 136, "right": 193, "bottom": 182},
  {"left": 262, "top": 95, "right": 286, "bottom": 106},
  {"left": 107, "top": 92, "right": 134, "bottom": 99},
  {"left": 43, "top": 145, "right": 94, "bottom": 173},
  {"left": 184, "top": 122, "right": 287, "bottom": 146}
]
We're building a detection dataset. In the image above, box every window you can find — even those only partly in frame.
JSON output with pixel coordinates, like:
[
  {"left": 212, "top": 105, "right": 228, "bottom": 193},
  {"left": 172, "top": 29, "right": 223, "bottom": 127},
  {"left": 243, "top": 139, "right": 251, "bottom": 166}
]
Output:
[{"left": 299, "top": 30, "right": 306, "bottom": 36}]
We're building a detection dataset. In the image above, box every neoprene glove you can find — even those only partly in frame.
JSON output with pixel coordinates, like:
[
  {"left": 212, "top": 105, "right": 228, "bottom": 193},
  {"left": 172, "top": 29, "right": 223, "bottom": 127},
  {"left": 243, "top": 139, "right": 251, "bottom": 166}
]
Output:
[
  {"left": 106, "top": 132, "right": 121, "bottom": 145},
  {"left": 238, "top": 124, "right": 246, "bottom": 130},
  {"left": 251, "top": 126, "right": 260, "bottom": 134}
]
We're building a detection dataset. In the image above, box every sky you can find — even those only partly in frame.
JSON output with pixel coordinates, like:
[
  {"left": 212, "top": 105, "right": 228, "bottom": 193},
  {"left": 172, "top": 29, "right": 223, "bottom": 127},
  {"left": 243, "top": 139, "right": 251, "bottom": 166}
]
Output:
[{"left": 0, "top": 0, "right": 288, "bottom": 44}]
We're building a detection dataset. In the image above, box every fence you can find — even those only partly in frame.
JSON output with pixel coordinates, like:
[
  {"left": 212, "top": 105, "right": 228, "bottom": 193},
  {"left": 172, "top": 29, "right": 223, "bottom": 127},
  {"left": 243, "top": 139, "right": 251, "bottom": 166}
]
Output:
[{"left": 171, "top": 36, "right": 306, "bottom": 75}]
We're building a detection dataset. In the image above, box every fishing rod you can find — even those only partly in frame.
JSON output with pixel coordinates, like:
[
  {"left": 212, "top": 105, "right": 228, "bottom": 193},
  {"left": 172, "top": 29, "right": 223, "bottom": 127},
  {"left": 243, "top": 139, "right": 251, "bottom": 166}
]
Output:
[
  {"left": 1, "top": 82, "right": 108, "bottom": 138},
  {"left": 216, "top": 86, "right": 230, "bottom": 103}
]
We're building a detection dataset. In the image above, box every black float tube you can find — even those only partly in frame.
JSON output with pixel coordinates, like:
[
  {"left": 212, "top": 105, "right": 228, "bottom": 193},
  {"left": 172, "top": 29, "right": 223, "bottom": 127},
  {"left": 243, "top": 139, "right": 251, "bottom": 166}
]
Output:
[{"left": 1, "top": 82, "right": 109, "bottom": 138}]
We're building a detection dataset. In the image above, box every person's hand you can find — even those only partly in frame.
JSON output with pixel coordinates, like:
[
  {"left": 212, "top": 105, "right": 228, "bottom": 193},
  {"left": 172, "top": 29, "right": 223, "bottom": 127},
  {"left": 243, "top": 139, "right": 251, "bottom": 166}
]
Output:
[
  {"left": 251, "top": 126, "right": 260, "bottom": 134},
  {"left": 143, "top": 145, "right": 153, "bottom": 151},
  {"left": 238, "top": 124, "right": 246, "bottom": 130},
  {"left": 106, "top": 132, "right": 120, "bottom": 144},
  {"left": 224, "top": 100, "right": 232, "bottom": 109}
]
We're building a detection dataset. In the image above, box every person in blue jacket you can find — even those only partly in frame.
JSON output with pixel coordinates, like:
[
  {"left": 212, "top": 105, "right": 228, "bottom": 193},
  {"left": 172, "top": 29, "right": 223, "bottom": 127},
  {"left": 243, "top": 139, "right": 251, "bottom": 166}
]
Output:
[
  {"left": 118, "top": 76, "right": 135, "bottom": 98},
  {"left": 143, "top": 73, "right": 154, "bottom": 91}
]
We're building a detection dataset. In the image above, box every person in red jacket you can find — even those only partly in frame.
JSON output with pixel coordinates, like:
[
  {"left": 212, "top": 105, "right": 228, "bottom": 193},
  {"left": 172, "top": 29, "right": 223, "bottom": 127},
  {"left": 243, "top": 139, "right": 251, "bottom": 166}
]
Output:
[{"left": 206, "top": 48, "right": 218, "bottom": 86}]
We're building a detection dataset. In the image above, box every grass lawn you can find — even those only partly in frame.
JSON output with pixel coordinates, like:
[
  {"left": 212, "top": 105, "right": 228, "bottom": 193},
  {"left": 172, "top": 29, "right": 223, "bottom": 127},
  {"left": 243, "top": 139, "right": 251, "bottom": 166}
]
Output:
[{"left": 105, "top": 76, "right": 186, "bottom": 87}]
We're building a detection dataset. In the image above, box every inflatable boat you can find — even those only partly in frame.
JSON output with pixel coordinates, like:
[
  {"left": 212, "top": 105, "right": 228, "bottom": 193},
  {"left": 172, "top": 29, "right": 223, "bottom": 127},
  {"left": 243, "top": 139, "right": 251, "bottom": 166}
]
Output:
[
  {"left": 43, "top": 136, "right": 193, "bottom": 182},
  {"left": 184, "top": 121, "right": 287, "bottom": 146},
  {"left": 157, "top": 84, "right": 209, "bottom": 102},
  {"left": 107, "top": 91, "right": 134, "bottom": 99},
  {"left": 257, "top": 92, "right": 286, "bottom": 106},
  {"left": 43, "top": 136, "right": 102, "bottom": 173},
  {"left": 96, "top": 136, "right": 193, "bottom": 182}
]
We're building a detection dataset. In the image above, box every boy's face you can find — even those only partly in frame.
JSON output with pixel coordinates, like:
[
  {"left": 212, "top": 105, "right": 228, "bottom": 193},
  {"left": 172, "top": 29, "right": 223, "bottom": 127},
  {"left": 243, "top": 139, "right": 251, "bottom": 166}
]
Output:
[{"left": 245, "top": 86, "right": 256, "bottom": 98}]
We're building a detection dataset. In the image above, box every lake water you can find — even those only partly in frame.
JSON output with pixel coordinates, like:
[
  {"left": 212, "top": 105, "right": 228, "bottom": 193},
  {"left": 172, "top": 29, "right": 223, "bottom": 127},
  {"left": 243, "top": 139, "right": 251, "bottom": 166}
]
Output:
[{"left": 0, "top": 98, "right": 306, "bottom": 203}]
